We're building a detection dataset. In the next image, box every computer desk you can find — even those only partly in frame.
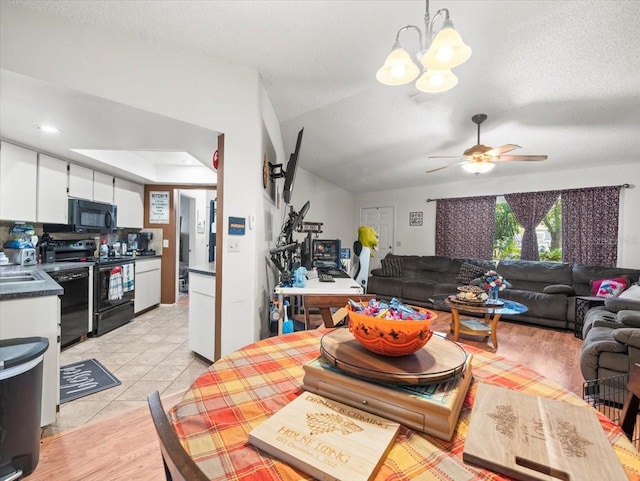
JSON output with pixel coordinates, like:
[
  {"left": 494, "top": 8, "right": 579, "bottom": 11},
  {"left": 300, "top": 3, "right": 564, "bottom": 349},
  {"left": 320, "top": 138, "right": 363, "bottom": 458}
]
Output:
[{"left": 273, "top": 277, "right": 364, "bottom": 335}]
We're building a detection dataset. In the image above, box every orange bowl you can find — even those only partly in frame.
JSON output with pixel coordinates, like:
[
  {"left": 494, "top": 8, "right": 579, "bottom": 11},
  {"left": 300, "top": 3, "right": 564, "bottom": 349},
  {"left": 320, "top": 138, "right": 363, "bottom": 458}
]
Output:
[{"left": 347, "top": 303, "right": 436, "bottom": 357}]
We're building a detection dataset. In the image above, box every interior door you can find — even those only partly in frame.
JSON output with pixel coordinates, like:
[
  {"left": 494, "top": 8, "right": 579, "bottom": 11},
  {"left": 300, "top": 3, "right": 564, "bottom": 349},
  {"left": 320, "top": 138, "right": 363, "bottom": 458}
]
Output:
[{"left": 360, "top": 206, "right": 394, "bottom": 270}]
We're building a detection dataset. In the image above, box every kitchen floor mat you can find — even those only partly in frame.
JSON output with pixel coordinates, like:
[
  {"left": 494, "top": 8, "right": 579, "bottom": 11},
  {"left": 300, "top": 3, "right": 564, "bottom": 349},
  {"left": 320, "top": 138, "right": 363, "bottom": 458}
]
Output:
[{"left": 59, "top": 358, "right": 121, "bottom": 403}]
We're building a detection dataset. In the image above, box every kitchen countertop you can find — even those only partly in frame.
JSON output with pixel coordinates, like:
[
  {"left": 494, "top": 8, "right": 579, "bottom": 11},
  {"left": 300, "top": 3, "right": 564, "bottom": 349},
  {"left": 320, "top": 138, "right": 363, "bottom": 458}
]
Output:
[
  {"left": 0, "top": 265, "right": 64, "bottom": 301},
  {"left": 40, "top": 262, "right": 94, "bottom": 272},
  {"left": 189, "top": 262, "right": 216, "bottom": 276}
]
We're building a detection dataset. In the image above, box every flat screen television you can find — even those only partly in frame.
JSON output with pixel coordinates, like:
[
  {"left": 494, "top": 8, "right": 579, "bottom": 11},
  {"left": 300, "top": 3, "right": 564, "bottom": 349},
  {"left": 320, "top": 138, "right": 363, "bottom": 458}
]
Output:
[
  {"left": 312, "top": 239, "right": 341, "bottom": 270},
  {"left": 283, "top": 128, "right": 304, "bottom": 205}
]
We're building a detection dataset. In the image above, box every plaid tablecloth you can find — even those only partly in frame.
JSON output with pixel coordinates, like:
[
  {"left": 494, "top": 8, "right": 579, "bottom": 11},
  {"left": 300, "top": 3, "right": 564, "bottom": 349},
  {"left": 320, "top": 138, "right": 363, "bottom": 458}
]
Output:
[{"left": 170, "top": 329, "right": 640, "bottom": 481}]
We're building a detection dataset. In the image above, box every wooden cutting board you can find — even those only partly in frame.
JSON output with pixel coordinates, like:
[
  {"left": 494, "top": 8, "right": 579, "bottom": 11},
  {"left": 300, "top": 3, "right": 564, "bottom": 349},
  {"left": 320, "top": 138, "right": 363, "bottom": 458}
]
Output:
[
  {"left": 320, "top": 328, "right": 468, "bottom": 384},
  {"left": 464, "top": 384, "right": 627, "bottom": 481}
]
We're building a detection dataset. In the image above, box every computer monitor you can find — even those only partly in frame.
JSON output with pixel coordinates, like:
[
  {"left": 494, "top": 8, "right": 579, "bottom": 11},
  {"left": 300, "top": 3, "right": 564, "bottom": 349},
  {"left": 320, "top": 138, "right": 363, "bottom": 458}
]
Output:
[
  {"left": 312, "top": 239, "right": 341, "bottom": 270},
  {"left": 283, "top": 128, "right": 304, "bottom": 205}
]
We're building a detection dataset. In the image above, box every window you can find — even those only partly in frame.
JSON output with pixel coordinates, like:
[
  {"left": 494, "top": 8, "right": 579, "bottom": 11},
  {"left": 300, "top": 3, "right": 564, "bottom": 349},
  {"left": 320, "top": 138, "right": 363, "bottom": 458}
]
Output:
[{"left": 493, "top": 196, "right": 562, "bottom": 261}]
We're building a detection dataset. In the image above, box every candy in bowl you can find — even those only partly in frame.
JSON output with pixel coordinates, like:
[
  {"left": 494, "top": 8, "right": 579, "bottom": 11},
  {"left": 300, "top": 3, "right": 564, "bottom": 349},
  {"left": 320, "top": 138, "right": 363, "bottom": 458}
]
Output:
[{"left": 346, "top": 298, "right": 436, "bottom": 356}]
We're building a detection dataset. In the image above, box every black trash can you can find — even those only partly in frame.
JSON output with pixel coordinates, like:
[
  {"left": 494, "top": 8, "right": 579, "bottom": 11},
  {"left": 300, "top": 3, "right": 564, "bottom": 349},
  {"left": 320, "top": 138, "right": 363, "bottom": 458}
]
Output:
[{"left": 0, "top": 337, "right": 49, "bottom": 480}]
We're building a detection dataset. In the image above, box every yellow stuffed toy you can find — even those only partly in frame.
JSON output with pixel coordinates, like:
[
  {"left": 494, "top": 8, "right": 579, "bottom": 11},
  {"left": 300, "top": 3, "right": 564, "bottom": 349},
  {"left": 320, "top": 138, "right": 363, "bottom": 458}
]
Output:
[
  {"left": 351, "top": 225, "right": 379, "bottom": 290},
  {"left": 358, "top": 226, "right": 379, "bottom": 256}
]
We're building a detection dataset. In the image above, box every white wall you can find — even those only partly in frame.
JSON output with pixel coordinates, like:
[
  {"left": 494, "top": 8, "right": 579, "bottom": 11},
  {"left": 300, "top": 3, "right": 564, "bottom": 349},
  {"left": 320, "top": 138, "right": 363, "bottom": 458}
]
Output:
[
  {"left": 0, "top": 3, "right": 275, "bottom": 356},
  {"left": 355, "top": 162, "right": 640, "bottom": 268},
  {"left": 289, "top": 168, "right": 355, "bottom": 247}
]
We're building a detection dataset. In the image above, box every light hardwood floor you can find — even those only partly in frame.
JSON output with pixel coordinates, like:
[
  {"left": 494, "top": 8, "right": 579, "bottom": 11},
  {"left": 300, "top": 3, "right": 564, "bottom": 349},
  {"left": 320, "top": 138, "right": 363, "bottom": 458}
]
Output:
[{"left": 29, "top": 312, "right": 585, "bottom": 481}]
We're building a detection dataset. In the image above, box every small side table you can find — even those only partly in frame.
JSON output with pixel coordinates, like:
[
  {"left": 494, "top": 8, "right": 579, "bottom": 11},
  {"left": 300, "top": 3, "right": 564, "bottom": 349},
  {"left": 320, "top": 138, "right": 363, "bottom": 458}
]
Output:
[
  {"left": 574, "top": 296, "right": 606, "bottom": 339},
  {"left": 445, "top": 296, "right": 528, "bottom": 348}
]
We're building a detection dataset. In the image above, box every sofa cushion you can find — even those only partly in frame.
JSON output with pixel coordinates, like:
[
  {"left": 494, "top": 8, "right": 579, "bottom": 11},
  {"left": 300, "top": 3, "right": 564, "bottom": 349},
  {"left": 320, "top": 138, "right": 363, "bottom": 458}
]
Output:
[
  {"left": 598, "top": 352, "right": 631, "bottom": 374},
  {"left": 583, "top": 327, "right": 628, "bottom": 355},
  {"left": 499, "top": 289, "right": 568, "bottom": 321},
  {"left": 604, "top": 297, "right": 640, "bottom": 313},
  {"left": 455, "top": 262, "right": 485, "bottom": 284},
  {"left": 432, "top": 283, "right": 461, "bottom": 297},
  {"left": 381, "top": 258, "right": 403, "bottom": 277},
  {"left": 384, "top": 254, "right": 420, "bottom": 280},
  {"left": 592, "top": 319, "right": 624, "bottom": 330},
  {"left": 590, "top": 276, "right": 629, "bottom": 298},
  {"left": 617, "top": 310, "right": 640, "bottom": 328},
  {"left": 612, "top": 328, "right": 640, "bottom": 350},
  {"left": 572, "top": 263, "right": 640, "bottom": 296},
  {"left": 543, "top": 284, "right": 574, "bottom": 295},
  {"left": 413, "top": 256, "right": 458, "bottom": 284},
  {"left": 366, "top": 276, "right": 404, "bottom": 299},
  {"left": 583, "top": 307, "right": 618, "bottom": 337},
  {"left": 619, "top": 284, "right": 640, "bottom": 300},
  {"left": 497, "top": 260, "right": 572, "bottom": 293},
  {"left": 401, "top": 280, "right": 436, "bottom": 302}
]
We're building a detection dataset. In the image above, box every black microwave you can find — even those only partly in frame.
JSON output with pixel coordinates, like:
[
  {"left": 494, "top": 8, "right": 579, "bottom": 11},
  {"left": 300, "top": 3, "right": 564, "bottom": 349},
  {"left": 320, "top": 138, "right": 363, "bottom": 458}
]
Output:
[{"left": 68, "top": 199, "right": 117, "bottom": 233}]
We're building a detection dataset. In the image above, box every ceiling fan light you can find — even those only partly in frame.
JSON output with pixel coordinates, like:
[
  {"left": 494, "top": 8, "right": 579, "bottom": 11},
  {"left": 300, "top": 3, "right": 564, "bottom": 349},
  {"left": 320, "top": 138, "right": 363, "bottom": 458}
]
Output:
[
  {"left": 376, "top": 45, "right": 420, "bottom": 86},
  {"left": 415, "top": 69, "right": 458, "bottom": 93},
  {"left": 422, "top": 27, "right": 472, "bottom": 70},
  {"left": 462, "top": 162, "right": 495, "bottom": 174}
]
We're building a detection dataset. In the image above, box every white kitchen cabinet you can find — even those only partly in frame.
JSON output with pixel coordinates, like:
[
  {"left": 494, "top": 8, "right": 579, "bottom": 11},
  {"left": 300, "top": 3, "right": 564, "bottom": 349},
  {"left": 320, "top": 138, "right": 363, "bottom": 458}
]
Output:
[
  {"left": 93, "top": 171, "right": 114, "bottom": 204},
  {"left": 134, "top": 257, "right": 161, "bottom": 314},
  {"left": 0, "top": 141, "right": 37, "bottom": 221},
  {"left": 130, "top": 181, "right": 144, "bottom": 228},
  {"left": 37, "top": 154, "right": 68, "bottom": 223},
  {"left": 0, "top": 295, "right": 60, "bottom": 426},
  {"left": 188, "top": 267, "right": 216, "bottom": 362},
  {"left": 68, "top": 163, "right": 94, "bottom": 200},
  {"left": 114, "top": 177, "right": 144, "bottom": 228}
]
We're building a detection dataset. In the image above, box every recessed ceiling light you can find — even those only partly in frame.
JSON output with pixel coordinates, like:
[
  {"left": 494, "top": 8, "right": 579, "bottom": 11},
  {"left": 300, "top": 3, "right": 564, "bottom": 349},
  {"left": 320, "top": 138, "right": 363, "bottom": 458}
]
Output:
[{"left": 35, "top": 125, "right": 61, "bottom": 133}]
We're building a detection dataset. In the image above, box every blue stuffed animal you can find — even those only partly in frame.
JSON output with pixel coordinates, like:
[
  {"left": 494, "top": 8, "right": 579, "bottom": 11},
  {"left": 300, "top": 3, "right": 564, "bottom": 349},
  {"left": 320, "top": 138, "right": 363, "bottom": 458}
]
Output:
[{"left": 293, "top": 266, "right": 308, "bottom": 288}]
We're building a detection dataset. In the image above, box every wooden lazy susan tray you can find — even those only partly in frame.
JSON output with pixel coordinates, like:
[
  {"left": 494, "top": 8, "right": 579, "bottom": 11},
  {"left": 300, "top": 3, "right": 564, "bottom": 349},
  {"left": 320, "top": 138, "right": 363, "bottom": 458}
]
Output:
[{"left": 320, "top": 328, "right": 468, "bottom": 385}]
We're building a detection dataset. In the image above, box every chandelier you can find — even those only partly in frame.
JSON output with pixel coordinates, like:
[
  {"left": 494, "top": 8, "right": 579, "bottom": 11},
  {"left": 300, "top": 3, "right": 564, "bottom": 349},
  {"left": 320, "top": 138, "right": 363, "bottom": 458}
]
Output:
[{"left": 376, "top": 0, "right": 471, "bottom": 93}]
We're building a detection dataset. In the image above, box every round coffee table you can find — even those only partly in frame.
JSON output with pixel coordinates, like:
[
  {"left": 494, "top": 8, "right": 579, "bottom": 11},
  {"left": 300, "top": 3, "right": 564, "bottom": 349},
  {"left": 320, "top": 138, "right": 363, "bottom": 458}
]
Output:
[{"left": 445, "top": 296, "right": 527, "bottom": 348}]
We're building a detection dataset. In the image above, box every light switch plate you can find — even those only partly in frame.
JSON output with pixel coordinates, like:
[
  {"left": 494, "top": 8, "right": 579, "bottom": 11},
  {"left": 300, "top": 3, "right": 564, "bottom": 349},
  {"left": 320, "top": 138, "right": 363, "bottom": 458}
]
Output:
[
  {"left": 228, "top": 239, "right": 239, "bottom": 252},
  {"left": 162, "top": 239, "right": 169, "bottom": 248}
]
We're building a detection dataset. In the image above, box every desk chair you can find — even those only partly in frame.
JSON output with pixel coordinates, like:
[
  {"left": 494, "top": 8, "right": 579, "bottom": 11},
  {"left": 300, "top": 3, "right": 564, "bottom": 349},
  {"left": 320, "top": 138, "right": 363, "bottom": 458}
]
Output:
[
  {"left": 147, "top": 391, "right": 209, "bottom": 481},
  {"left": 303, "top": 294, "right": 376, "bottom": 328},
  {"left": 620, "top": 363, "right": 640, "bottom": 443}
]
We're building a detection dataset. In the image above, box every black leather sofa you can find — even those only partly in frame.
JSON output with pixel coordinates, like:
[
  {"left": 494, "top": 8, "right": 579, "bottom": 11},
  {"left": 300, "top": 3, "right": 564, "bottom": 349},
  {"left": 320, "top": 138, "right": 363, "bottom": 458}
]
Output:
[{"left": 367, "top": 254, "right": 640, "bottom": 330}]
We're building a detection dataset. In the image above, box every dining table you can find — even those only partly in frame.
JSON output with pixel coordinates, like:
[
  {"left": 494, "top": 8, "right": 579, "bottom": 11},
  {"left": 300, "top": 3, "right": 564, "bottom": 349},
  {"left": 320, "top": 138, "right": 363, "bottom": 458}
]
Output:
[{"left": 169, "top": 329, "right": 640, "bottom": 481}]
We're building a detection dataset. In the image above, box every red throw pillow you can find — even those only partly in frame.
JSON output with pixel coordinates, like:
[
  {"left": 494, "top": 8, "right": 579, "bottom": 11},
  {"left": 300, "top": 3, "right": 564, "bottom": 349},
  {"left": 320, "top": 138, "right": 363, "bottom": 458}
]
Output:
[{"left": 590, "top": 276, "right": 630, "bottom": 298}]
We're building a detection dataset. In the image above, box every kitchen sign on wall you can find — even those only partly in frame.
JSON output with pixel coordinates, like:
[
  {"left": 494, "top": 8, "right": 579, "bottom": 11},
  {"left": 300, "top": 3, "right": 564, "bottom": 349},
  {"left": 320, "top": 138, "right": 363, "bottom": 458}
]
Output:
[
  {"left": 228, "top": 217, "right": 246, "bottom": 235},
  {"left": 149, "top": 191, "right": 170, "bottom": 224}
]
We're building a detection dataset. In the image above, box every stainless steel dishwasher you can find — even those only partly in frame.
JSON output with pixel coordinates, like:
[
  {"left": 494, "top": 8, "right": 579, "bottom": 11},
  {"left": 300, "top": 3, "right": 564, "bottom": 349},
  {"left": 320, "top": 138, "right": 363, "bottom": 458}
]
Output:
[{"left": 49, "top": 267, "right": 90, "bottom": 348}]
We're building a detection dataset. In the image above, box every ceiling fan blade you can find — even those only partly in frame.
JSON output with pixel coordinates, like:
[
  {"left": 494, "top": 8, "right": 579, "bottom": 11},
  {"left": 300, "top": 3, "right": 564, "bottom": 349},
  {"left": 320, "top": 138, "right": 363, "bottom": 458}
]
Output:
[
  {"left": 426, "top": 160, "right": 469, "bottom": 174},
  {"left": 484, "top": 144, "right": 521, "bottom": 156},
  {"left": 428, "top": 155, "right": 466, "bottom": 160},
  {"left": 495, "top": 155, "right": 548, "bottom": 162}
]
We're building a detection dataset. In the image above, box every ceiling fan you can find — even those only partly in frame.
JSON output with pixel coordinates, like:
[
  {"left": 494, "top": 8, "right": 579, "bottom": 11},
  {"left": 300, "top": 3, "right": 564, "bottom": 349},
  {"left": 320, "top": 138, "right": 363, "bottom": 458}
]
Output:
[{"left": 426, "top": 113, "right": 548, "bottom": 174}]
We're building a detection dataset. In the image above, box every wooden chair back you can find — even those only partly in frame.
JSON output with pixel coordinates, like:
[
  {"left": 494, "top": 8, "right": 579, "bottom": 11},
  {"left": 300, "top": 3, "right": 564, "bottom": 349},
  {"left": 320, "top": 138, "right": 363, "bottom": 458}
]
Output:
[
  {"left": 620, "top": 362, "right": 640, "bottom": 442},
  {"left": 303, "top": 294, "right": 376, "bottom": 328},
  {"left": 147, "top": 391, "right": 209, "bottom": 481}
]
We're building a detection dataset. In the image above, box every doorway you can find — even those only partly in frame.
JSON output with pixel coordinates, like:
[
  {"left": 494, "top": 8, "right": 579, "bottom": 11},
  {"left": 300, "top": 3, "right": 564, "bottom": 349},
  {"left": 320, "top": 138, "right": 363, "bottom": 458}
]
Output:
[
  {"left": 360, "top": 206, "right": 395, "bottom": 270},
  {"left": 176, "top": 189, "right": 216, "bottom": 300}
]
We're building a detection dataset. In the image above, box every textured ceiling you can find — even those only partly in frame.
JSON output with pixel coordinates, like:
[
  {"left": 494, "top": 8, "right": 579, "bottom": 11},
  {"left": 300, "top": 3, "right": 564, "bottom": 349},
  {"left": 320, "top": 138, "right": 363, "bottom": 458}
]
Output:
[{"left": 4, "top": 0, "right": 640, "bottom": 191}]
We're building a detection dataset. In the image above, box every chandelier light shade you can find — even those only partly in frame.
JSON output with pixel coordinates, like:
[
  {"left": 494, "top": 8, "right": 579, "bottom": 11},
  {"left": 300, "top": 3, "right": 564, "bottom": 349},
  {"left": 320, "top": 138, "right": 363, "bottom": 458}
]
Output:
[
  {"left": 376, "top": 0, "right": 471, "bottom": 93},
  {"left": 462, "top": 162, "right": 495, "bottom": 174},
  {"left": 415, "top": 69, "right": 458, "bottom": 93},
  {"left": 376, "top": 42, "right": 421, "bottom": 85},
  {"left": 420, "top": 24, "right": 472, "bottom": 70}
]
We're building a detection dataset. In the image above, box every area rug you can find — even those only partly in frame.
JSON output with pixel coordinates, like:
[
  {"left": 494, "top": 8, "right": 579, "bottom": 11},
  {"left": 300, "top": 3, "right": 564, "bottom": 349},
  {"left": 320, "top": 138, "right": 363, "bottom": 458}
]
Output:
[{"left": 59, "top": 358, "right": 121, "bottom": 403}]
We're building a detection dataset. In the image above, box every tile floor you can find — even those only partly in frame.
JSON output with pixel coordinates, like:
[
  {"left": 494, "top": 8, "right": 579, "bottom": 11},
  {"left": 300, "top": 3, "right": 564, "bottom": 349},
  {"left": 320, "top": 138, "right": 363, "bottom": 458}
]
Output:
[{"left": 44, "top": 295, "right": 211, "bottom": 437}]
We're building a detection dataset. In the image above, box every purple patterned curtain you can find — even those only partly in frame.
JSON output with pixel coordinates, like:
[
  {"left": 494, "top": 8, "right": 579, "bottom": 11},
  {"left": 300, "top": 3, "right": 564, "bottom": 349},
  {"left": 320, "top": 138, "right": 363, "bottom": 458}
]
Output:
[
  {"left": 561, "top": 186, "right": 621, "bottom": 266},
  {"left": 435, "top": 196, "right": 496, "bottom": 259},
  {"left": 504, "top": 191, "right": 559, "bottom": 261}
]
